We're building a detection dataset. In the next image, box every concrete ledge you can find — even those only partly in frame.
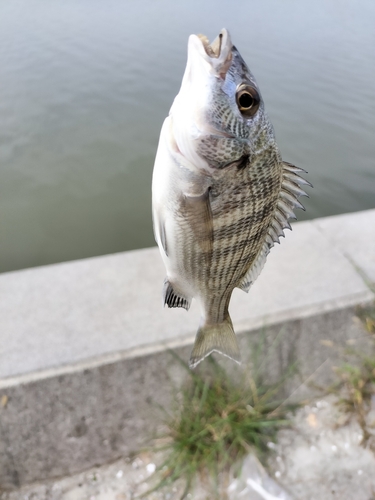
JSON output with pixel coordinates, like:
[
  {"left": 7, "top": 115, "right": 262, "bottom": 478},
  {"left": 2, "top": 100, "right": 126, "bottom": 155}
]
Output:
[{"left": 0, "top": 209, "right": 374, "bottom": 488}]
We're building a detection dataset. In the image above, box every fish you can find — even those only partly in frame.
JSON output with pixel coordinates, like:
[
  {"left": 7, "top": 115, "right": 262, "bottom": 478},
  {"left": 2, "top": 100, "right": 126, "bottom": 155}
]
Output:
[{"left": 152, "top": 28, "right": 311, "bottom": 369}]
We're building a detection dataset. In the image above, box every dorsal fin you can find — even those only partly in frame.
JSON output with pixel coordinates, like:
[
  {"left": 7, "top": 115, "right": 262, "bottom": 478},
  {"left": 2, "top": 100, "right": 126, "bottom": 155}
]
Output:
[
  {"left": 266, "top": 161, "right": 312, "bottom": 245},
  {"left": 238, "top": 162, "right": 311, "bottom": 294}
]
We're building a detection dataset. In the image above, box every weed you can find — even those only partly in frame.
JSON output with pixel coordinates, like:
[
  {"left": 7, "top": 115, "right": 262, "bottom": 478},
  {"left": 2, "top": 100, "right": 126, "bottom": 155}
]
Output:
[
  {"left": 332, "top": 303, "right": 375, "bottom": 445},
  {"left": 334, "top": 353, "right": 375, "bottom": 443},
  {"left": 356, "top": 302, "right": 375, "bottom": 335},
  {"left": 142, "top": 355, "right": 296, "bottom": 499}
]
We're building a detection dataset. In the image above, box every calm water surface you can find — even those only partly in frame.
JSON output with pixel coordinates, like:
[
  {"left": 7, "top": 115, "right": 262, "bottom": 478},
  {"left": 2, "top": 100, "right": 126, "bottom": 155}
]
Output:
[{"left": 1, "top": 0, "right": 375, "bottom": 273}]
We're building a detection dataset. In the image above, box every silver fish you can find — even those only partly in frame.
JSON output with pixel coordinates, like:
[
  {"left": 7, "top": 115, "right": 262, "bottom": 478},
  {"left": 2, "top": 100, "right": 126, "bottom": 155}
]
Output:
[{"left": 152, "top": 29, "right": 311, "bottom": 368}]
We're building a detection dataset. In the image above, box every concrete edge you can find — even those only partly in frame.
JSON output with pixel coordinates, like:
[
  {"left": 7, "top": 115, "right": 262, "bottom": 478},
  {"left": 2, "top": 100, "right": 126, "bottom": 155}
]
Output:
[
  {"left": 1, "top": 287, "right": 373, "bottom": 391},
  {"left": 1, "top": 300, "right": 374, "bottom": 489}
]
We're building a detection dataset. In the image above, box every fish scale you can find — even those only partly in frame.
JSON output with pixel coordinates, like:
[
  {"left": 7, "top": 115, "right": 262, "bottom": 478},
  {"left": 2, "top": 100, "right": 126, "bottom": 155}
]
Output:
[{"left": 152, "top": 29, "right": 311, "bottom": 368}]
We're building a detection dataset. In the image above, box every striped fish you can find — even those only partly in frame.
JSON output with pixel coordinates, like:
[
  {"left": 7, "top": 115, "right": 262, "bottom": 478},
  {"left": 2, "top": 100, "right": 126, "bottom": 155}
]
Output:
[{"left": 152, "top": 29, "right": 311, "bottom": 368}]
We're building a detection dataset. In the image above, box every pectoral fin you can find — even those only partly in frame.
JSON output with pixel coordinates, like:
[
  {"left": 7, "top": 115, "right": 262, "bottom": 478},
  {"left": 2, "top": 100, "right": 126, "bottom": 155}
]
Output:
[
  {"left": 159, "top": 218, "right": 168, "bottom": 256},
  {"left": 153, "top": 209, "right": 169, "bottom": 257},
  {"left": 182, "top": 188, "right": 213, "bottom": 264}
]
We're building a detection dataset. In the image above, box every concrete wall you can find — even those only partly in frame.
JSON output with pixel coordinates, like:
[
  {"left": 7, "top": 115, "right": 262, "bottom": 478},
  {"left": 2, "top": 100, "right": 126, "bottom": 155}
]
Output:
[{"left": 0, "top": 209, "right": 374, "bottom": 488}]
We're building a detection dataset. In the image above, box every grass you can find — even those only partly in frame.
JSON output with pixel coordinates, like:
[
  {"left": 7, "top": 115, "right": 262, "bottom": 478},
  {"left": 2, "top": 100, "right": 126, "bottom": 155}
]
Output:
[
  {"left": 135, "top": 305, "right": 375, "bottom": 498},
  {"left": 356, "top": 303, "right": 375, "bottom": 335},
  {"left": 334, "top": 355, "right": 375, "bottom": 442},
  {"left": 331, "top": 302, "right": 375, "bottom": 446},
  {"left": 141, "top": 353, "right": 297, "bottom": 499}
]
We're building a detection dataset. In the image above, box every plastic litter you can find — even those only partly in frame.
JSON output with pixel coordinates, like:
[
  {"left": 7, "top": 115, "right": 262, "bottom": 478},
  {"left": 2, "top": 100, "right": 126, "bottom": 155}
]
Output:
[{"left": 228, "top": 454, "right": 293, "bottom": 500}]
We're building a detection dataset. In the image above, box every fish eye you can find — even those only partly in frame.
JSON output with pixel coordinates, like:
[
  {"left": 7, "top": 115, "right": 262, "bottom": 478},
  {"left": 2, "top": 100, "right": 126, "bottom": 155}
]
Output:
[{"left": 236, "top": 84, "right": 260, "bottom": 117}]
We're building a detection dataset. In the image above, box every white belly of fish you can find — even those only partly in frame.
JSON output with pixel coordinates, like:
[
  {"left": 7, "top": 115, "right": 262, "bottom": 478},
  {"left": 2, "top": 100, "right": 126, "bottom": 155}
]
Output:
[{"left": 152, "top": 117, "right": 211, "bottom": 302}]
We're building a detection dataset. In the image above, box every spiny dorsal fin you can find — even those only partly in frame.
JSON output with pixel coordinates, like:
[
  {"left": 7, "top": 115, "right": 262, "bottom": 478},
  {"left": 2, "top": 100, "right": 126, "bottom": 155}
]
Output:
[
  {"left": 266, "top": 161, "right": 312, "bottom": 245},
  {"left": 163, "top": 279, "right": 191, "bottom": 310}
]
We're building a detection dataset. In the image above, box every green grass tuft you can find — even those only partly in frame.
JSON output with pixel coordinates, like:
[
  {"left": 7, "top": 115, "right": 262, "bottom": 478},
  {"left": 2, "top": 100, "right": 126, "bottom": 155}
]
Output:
[
  {"left": 142, "top": 355, "right": 296, "bottom": 499},
  {"left": 331, "top": 303, "right": 375, "bottom": 445},
  {"left": 334, "top": 353, "right": 375, "bottom": 442},
  {"left": 356, "top": 302, "right": 375, "bottom": 335}
]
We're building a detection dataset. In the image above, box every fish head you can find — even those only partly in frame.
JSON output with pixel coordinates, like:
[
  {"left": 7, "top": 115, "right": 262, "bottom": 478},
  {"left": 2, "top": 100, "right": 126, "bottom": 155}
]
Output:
[{"left": 169, "top": 29, "right": 273, "bottom": 170}]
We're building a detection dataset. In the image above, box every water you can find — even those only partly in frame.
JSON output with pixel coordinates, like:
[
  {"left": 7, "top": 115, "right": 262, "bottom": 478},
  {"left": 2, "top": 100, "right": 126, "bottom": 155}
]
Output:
[{"left": 1, "top": 0, "right": 374, "bottom": 274}]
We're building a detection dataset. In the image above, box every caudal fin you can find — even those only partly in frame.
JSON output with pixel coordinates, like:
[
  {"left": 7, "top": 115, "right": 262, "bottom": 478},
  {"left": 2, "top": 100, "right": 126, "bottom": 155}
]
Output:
[{"left": 189, "top": 316, "right": 241, "bottom": 369}]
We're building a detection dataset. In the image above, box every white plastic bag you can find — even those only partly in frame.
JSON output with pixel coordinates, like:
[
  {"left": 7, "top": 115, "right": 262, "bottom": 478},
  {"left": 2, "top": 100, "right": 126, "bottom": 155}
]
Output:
[{"left": 227, "top": 454, "right": 293, "bottom": 500}]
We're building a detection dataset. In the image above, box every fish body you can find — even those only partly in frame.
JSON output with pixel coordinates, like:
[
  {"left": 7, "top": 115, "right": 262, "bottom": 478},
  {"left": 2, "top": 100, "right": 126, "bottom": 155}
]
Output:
[{"left": 152, "top": 29, "right": 310, "bottom": 368}]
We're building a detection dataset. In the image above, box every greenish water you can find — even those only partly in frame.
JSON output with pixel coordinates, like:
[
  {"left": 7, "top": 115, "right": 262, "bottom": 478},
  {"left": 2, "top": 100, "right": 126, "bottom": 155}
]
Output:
[{"left": 1, "top": 0, "right": 375, "bottom": 273}]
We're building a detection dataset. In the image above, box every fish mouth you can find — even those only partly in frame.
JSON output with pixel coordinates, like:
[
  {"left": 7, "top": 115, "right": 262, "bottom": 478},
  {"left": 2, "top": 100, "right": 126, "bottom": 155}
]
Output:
[
  {"left": 188, "top": 28, "right": 233, "bottom": 77},
  {"left": 197, "top": 31, "right": 226, "bottom": 58}
]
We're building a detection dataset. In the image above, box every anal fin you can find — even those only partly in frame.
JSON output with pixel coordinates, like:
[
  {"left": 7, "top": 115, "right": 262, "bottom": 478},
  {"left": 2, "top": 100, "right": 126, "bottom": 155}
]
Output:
[{"left": 163, "top": 279, "right": 191, "bottom": 310}]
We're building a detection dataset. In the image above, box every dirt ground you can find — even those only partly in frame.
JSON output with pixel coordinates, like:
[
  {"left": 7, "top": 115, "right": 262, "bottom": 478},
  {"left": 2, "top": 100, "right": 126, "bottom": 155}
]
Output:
[
  {"left": 2, "top": 395, "right": 375, "bottom": 500},
  {"left": 269, "top": 395, "right": 375, "bottom": 500}
]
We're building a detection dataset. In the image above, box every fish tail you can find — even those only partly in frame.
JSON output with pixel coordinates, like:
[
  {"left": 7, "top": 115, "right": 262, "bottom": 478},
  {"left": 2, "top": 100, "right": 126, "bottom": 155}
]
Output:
[{"left": 189, "top": 316, "right": 241, "bottom": 369}]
